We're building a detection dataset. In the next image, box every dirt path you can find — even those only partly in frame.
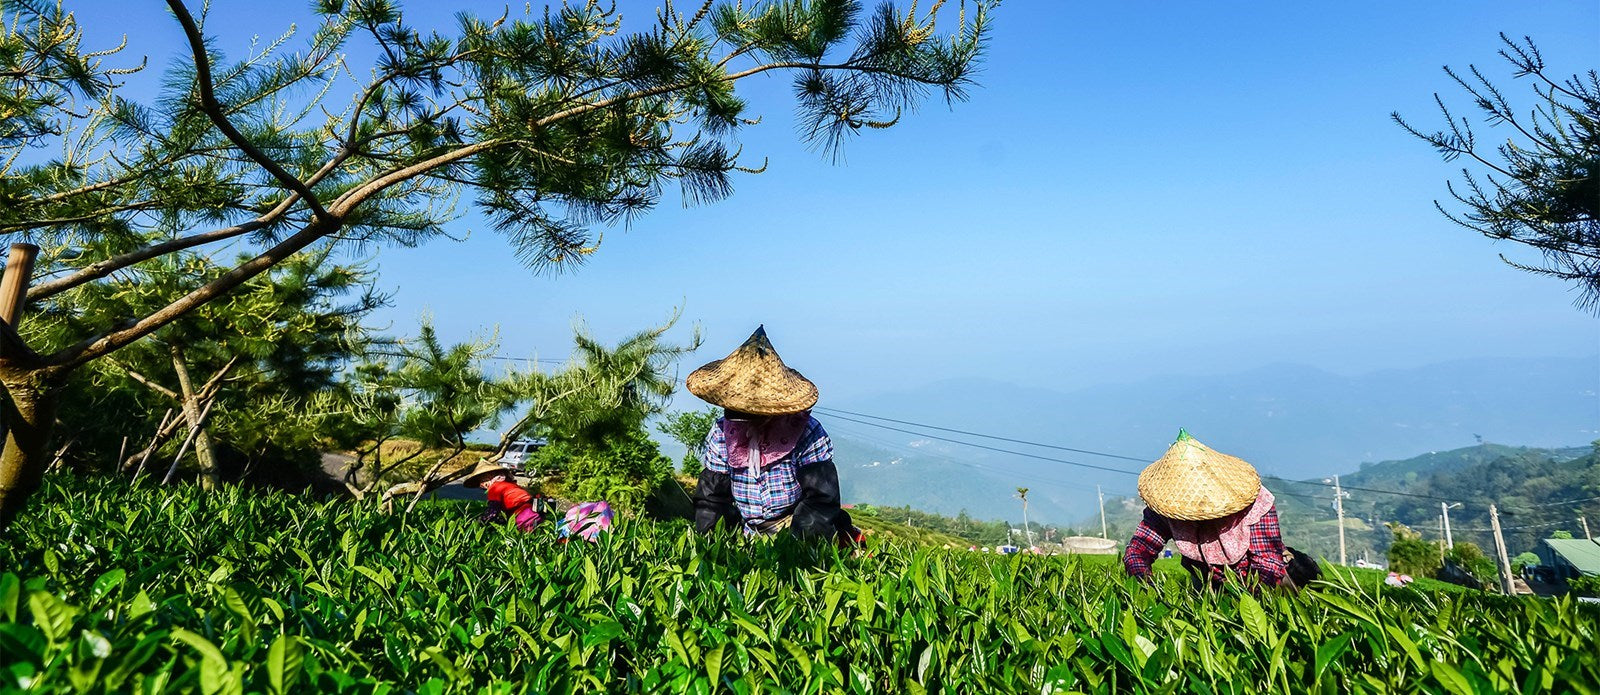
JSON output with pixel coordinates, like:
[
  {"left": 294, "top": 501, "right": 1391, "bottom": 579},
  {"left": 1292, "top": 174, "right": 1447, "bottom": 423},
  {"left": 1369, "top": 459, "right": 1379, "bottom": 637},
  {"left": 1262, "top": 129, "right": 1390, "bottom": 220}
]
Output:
[{"left": 318, "top": 451, "right": 483, "bottom": 501}]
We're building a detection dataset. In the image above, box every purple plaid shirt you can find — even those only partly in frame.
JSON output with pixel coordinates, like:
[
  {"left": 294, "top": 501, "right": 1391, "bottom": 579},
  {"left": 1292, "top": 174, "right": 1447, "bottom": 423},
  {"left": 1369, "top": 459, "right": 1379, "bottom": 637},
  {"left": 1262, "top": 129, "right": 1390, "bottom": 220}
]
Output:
[
  {"left": 702, "top": 417, "right": 832, "bottom": 531},
  {"left": 1124, "top": 506, "right": 1287, "bottom": 587}
]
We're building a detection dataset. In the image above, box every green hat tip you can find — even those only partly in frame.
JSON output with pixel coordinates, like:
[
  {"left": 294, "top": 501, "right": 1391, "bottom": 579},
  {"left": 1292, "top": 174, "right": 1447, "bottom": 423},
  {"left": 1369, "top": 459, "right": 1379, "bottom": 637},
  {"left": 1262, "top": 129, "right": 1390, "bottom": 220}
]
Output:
[{"left": 1175, "top": 428, "right": 1191, "bottom": 442}]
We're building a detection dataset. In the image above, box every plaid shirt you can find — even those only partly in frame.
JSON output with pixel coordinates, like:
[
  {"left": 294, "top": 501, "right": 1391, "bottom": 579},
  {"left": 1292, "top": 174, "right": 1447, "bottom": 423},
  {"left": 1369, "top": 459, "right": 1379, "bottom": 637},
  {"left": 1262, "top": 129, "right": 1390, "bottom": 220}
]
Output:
[
  {"left": 702, "top": 417, "right": 833, "bottom": 530},
  {"left": 1124, "top": 506, "right": 1287, "bottom": 587}
]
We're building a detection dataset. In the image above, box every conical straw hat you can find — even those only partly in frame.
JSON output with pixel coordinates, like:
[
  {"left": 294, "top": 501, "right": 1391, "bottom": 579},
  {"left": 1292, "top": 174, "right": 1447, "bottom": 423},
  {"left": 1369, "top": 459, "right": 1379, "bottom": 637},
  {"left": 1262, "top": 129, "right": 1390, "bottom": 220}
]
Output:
[
  {"left": 686, "top": 326, "right": 818, "bottom": 415},
  {"left": 462, "top": 459, "right": 514, "bottom": 489},
  {"left": 1137, "top": 429, "right": 1261, "bottom": 521}
]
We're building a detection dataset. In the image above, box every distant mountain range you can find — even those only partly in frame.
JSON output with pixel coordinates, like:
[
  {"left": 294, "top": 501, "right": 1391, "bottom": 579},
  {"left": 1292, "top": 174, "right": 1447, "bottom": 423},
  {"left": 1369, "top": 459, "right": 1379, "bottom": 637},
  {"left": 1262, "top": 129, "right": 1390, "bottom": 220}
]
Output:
[{"left": 828, "top": 355, "right": 1597, "bottom": 524}]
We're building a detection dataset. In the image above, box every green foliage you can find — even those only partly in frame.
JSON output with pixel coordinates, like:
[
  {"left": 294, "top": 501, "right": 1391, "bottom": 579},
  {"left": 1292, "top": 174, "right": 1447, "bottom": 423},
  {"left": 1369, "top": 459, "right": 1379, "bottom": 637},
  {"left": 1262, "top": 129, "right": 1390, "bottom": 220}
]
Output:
[
  {"left": 0, "top": 1, "right": 132, "bottom": 148},
  {"left": 3, "top": 476, "right": 1598, "bottom": 693},
  {"left": 540, "top": 427, "right": 673, "bottom": 513},
  {"left": 656, "top": 408, "right": 719, "bottom": 476},
  {"left": 1512, "top": 552, "right": 1541, "bottom": 572},
  {"left": 1254, "top": 444, "right": 1600, "bottom": 563},
  {"left": 1440, "top": 543, "right": 1498, "bottom": 586},
  {"left": 1551, "top": 530, "right": 1575, "bottom": 540},
  {"left": 1395, "top": 34, "right": 1600, "bottom": 312},
  {"left": 1570, "top": 576, "right": 1600, "bottom": 598},
  {"left": 1386, "top": 524, "right": 1442, "bottom": 578},
  {"left": 520, "top": 318, "right": 702, "bottom": 449},
  {"left": 317, "top": 319, "right": 517, "bottom": 494},
  {"left": 23, "top": 248, "right": 383, "bottom": 483}
]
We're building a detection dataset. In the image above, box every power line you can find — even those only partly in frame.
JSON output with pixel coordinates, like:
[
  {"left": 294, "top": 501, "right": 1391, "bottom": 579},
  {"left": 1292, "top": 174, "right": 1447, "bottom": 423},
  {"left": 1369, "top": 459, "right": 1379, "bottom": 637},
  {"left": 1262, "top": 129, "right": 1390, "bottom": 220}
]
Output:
[
  {"left": 815, "top": 406, "right": 1151, "bottom": 463},
  {"left": 1521, "top": 494, "right": 1600, "bottom": 509},
  {"left": 1454, "top": 519, "right": 1571, "bottom": 532},
  {"left": 820, "top": 405, "right": 1447, "bottom": 503},
  {"left": 485, "top": 354, "right": 568, "bottom": 364},
  {"left": 1259, "top": 474, "right": 1450, "bottom": 502},
  {"left": 827, "top": 422, "right": 1132, "bottom": 495},
  {"left": 823, "top": 413, "right": 1145, "bottom": 477}
]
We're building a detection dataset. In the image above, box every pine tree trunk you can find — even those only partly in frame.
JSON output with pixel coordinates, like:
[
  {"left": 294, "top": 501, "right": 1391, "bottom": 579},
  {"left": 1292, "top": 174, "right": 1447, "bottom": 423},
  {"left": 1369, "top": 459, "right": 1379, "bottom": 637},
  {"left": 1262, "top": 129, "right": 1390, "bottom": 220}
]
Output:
[
  {"left": 170, "top": 345, "right": 219, "bottom": 490},
  {"left": 0, "top": 368, "right": 63, "bottom": 528}
]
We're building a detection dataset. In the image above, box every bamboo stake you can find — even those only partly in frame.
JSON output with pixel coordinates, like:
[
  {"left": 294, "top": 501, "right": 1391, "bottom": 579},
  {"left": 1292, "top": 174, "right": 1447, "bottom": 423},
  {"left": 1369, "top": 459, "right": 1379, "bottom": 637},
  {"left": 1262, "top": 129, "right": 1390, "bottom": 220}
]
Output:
[
  {"left": 161, "top": 398, "right": 218, "bottom": 485},
  {"left": 130, "top": 408, "right": 176, "bottom": 480},
  {"left": 0, "top": 243, "right": 40, "bottom": 326}
]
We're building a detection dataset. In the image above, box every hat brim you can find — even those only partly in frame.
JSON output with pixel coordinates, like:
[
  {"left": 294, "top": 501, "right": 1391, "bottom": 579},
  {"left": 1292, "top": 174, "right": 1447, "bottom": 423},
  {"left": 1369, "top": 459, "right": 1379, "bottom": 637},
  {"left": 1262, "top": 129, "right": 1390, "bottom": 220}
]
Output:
[
  {"left": 686, "top": 359, "right": 818, "bottom": 415},
  {"left": 463, "top": 466, "right": 513, "bottom": 489},
  {"left": 1137, "top": 436, "right": 1261, "bottom": 521}
]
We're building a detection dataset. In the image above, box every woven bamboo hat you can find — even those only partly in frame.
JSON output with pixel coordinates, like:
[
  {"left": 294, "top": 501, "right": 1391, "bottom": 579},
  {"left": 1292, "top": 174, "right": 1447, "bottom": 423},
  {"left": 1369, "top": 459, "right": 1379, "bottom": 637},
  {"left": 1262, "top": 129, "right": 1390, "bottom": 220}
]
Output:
[
  {"left": 686, "top": 326, "right": 818, "bottom": 415},
  {"left": 462, "top": 459, "right": 514, "bottom": 489},
  {"left": 1136, "top": 429, "right": 1261, "bottom": 521}
]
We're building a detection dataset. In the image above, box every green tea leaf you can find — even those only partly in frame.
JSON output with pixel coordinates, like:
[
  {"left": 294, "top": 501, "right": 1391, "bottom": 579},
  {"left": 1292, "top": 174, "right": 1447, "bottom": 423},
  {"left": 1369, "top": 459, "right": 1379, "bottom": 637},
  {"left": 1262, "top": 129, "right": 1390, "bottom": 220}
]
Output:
[
  {"left": 584, "top": 620, "right": 624, "bottom": 648},
  {"left": 171, "top": 629, "right": 226, "bottom": 666},
  {"left": 0, "top": 574, "right": 18, "bottom": 622},
  {"left": 1237, "top": 594, "right": 1269, "bottom": 644},
  {"left": 90, "top": 569, "right": 126, "bottom": 604},
  {"left": 1313, "top": 632, "right": 1355, "bottom": 683},
  {"left": 704, "top": 642, "right": 724, "bottom": 686},
  {"left": 266, "top": 634, "right": 302, "bottom": 694},
  {"left": 780, "top": 639, "right": 813, "bottom": 680},
  {"left": 27, "top": 592, "right": 77, "bottom": 644},
  {"left": 128, "top": 590, "right": 155, "bottom": 619},
  {"left": 1432, "top": 660, "right": 1473, "bottom": 695}
]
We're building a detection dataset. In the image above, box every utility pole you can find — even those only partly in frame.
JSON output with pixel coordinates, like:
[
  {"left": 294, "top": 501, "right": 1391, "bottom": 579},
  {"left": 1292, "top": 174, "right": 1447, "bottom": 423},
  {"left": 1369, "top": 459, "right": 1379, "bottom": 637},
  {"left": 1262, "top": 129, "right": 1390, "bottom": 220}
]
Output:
[
  {"left": 1016, "top": 487, "right": 1034, "bottom": 549},
  {"left": 1488, "top": 503, "right": 1516, "bottom": 595},
  {"left": 1438, "top": 514, "right": 1446, "bottom": 561},
  {"left": 1097, "top": 485, "right": 1108, "bottom": 539},
  {"left": 1441, "top": 502, "right": 1458, "bottom": 549},
  {"left": 1582, "top": 516, "right": 1592, "bottom": 541},
  {"left": 1326, "top": 475, "right": 1347, "bottom": 566}
]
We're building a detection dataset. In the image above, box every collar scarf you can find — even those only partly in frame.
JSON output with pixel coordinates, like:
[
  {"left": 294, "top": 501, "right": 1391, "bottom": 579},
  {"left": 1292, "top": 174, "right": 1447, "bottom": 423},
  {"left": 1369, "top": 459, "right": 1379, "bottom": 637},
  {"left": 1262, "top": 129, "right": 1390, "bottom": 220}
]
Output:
[
  {"left": 723, "top": 412, "right": 812, "bottom": 476},
  {"left": 1170, "top": 486, "right": 1274, "bottom": 566}
]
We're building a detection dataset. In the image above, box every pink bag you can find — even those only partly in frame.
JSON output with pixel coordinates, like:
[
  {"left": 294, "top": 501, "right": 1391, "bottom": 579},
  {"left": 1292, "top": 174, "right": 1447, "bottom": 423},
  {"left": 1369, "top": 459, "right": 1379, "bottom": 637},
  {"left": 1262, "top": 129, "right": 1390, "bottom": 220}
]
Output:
[{"left": 513, "top": 505, "right": 542, "bottom": 532}]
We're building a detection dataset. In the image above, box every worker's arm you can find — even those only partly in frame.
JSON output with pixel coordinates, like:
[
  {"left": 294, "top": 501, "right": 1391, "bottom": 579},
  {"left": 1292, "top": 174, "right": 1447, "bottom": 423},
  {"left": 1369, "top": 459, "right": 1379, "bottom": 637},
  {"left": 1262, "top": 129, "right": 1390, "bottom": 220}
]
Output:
[
  {"left": 692, "top": 469, "right": 739, "bottom": 534},
  {"left": 1246, "top": 508, "right": 1288, "bottom": 587},
  {"left": 1124, "top": 508, "right": 1172, "bottom": 580},
  {"left": 692, "top": 420, "right": 742, "bottom": 534},
  {"left": 791, "top": 459, "right": 847, "bottom": 541}
]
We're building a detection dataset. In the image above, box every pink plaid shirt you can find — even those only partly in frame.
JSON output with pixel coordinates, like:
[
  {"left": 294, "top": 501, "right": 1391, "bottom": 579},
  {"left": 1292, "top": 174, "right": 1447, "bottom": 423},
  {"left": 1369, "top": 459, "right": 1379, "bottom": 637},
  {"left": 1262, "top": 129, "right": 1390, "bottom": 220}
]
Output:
[{"left": 1124, "top": 506, "right": 1288, "bottom": 587}]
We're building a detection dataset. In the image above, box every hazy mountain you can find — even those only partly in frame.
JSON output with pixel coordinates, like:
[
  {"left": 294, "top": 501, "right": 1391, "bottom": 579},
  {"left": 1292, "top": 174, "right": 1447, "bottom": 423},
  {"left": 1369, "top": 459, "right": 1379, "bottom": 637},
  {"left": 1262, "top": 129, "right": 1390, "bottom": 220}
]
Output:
[{"left": 823, "top": 355, "right": 1596, "bottom": 524}]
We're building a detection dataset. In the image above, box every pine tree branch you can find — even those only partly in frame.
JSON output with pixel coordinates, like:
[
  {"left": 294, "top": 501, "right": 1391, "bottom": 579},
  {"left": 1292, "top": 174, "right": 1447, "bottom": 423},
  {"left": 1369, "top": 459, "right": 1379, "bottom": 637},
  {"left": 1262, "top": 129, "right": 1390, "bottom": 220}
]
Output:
[
  {"left": 46, "top": 216, "right": 340, "bottom": 369},
  {"left": 105, "top": 358, "right": 179, "bottom": 400},
  {"left": 165, "top": 0, "right": 332, "bottom": 222},
  {"left": 26, "top": 151, "right": 350, "bottom": 302},
  {"left": 1, "top": 201, "right": 164, "bottom": 234}
]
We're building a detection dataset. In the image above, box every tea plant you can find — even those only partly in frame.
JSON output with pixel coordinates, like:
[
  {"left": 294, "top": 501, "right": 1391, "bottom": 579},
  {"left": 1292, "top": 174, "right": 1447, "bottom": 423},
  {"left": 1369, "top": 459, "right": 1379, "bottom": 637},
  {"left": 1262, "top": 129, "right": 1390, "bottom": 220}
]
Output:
[{"left": 2, "top": 478, "right": 1596, "bottom": 693}]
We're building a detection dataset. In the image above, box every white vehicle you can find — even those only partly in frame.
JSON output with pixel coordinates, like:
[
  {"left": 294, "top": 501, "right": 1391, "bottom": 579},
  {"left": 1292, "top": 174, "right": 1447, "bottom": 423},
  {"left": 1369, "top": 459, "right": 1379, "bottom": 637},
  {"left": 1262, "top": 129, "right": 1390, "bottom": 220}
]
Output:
[{"left": 497, "top": 439, "right": 546, "bottom": 471}]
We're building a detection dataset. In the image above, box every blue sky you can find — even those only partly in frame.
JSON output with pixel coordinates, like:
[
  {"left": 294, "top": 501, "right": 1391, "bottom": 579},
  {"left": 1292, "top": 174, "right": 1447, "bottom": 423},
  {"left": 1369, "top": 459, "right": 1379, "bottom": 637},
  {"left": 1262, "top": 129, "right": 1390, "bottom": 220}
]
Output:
[{"left": 74, "top": 1, "right": 1599, "bottom": 408}]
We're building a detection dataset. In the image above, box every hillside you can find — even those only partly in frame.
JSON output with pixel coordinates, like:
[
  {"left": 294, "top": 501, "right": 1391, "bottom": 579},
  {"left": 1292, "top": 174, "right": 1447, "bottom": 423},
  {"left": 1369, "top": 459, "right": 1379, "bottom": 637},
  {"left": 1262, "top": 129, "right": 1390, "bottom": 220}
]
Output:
[{"left": 828, "top": 355, "right": 1596, "bottom": 523}]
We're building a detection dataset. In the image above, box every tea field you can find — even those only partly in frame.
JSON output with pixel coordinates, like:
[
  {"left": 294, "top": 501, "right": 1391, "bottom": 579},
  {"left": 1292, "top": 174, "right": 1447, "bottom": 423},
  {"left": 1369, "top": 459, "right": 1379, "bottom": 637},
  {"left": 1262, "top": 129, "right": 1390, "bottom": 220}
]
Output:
[{"left": 2, "top": 479, "right": 1596, "bottom": 693}]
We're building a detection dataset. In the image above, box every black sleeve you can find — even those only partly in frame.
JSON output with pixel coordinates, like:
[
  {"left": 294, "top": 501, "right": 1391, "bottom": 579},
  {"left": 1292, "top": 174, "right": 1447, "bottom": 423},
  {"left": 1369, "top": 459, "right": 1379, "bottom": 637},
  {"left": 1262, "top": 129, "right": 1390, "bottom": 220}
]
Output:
[
  {"left": 791, "top": 460, "right": 847, "bottom": 541},
  {"left": 693, "top": 469, "right": 739, "bottom": 534},
  {"left": 477, "top": 500, "right": 506, "bottom": 525}
]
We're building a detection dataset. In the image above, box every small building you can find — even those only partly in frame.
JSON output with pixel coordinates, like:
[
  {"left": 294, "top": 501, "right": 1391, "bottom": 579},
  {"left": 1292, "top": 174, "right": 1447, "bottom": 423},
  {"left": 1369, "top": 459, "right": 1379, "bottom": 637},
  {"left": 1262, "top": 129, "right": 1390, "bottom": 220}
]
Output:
[
  {"left": 1534, "top": 539, "right": 1600, "bottom": 584},
  {"left": 1058, "top": 536, "right": 1119, "bottom": 555}
]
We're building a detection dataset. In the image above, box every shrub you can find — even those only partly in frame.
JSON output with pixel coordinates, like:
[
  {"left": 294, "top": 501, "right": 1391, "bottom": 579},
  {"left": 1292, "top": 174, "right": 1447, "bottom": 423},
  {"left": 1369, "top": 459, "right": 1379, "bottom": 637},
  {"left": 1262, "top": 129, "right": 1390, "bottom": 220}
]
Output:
[
  {"left": 544, "top": 427, "right": 673, "bottom": 512},
  {"left": 1440, "top": 542, "right": 1499, "bottom": 585},
  {"left": 1386, "top": 524, "right": 1441, "bottom": 577},
  {"left": 1512, "top": 552, "right": 1540, "bottom": 573}
]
